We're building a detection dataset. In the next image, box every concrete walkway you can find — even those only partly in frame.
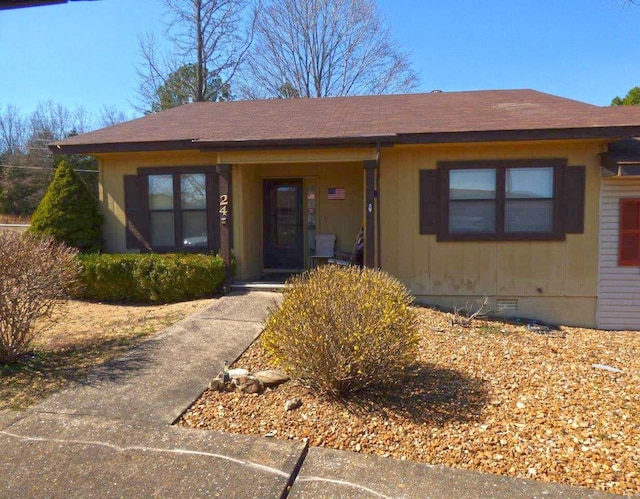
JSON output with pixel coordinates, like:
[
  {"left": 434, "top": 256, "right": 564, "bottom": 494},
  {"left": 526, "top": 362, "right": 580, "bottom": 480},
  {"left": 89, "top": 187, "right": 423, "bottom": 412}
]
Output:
[{"left": 0, "top": 291, "right": 620, "bottom": 498}]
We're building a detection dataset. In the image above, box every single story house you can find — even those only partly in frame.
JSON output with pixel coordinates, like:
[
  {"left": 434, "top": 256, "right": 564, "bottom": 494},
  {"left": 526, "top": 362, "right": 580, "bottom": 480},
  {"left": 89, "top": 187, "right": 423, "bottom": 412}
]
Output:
[{"left": 51, "top": 90, "right": 640, "bottom": 330}]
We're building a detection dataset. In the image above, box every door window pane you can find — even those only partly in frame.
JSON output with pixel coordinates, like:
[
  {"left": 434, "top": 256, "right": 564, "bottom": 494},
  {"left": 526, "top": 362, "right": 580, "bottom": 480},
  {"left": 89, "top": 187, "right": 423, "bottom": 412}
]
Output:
[
  {"left": 505, "top": 200, "right": 553, "bottom": 232},
  {"left": 449, "top": 200, "right": 496, "bottom": 233},
  {"left": 450, "top": 169, "right": 496, "bottom": 199},
  {"left": 307, "top": 185, "right": 316, "bottom": 256},
  {"left": 276, "top": 186, "right": 298, "bottom": 246},
  {"left": 182, "top": 211, "right": 208, "bottom": 247},
  {"left": 150, "top": 211, "right": 175, "bottom": 247},
  {"left": 181, "top": 174, "right": 206, "bottom": 209},
  {"left": 506, "top": 168, "right": 553, "bottom": 199},
  {"left": 149, "top": 175, "right": 174, "bottom": 210}
]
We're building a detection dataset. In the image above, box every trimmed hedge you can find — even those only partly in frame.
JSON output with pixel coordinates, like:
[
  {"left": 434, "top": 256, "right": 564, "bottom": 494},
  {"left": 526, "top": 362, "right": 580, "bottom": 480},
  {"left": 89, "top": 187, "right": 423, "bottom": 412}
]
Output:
[{"left": 75, "top": 253, "right": 226, "bottom": 303}]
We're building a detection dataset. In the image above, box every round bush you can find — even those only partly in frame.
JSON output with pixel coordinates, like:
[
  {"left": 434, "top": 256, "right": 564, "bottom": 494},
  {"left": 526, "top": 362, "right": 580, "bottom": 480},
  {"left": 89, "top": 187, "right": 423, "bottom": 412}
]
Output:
[{"left": 261, "top": 265, "right": 419, "bottom": 397}]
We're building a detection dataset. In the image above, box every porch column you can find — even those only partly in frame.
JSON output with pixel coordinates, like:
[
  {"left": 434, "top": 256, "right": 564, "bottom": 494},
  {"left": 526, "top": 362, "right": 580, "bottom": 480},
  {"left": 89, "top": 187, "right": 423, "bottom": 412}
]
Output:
[
  {"left": 363, "top": 160, "right": 377, "bottom": 268},
  {"left": 216, "top": 163, "right": 233, "bottom": 282}
]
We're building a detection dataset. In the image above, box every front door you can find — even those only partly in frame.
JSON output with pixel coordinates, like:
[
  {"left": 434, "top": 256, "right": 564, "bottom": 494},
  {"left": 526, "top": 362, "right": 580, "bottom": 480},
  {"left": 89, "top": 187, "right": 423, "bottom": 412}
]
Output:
[{"left": 263, "top": 179, "right": 304, "bottom": 269}]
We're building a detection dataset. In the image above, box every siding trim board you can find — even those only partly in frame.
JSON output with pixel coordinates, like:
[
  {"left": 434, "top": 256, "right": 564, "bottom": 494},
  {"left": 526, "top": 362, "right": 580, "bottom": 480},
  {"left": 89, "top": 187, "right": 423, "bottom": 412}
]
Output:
[{"left": 597, "top": 178, "right": 640, "bottom": 329}]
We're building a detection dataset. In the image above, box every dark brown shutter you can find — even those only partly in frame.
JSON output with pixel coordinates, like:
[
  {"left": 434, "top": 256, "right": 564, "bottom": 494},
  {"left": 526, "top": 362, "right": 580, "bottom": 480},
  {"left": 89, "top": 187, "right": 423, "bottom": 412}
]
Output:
[
  {"left": 563, "top": 166, "right": 586, "bottom": 234},
  {"left": 419, "top": 170, "right": 439, "bottom": 234},
  {"left": 124, "top": 174, "right": 150, "bottom": 250}
]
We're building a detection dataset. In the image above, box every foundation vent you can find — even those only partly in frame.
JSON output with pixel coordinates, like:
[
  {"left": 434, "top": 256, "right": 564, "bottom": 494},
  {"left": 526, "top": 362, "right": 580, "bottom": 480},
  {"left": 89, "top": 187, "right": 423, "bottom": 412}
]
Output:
[{"left": 496, "top": 299, "right": 518, "bottom": 312}]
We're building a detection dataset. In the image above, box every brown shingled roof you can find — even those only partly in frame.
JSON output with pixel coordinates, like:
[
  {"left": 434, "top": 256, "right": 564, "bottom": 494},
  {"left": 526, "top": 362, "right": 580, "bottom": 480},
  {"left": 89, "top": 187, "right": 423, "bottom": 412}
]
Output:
[{"left": 51, "top": 90, "right": 640, "bottom": 154}]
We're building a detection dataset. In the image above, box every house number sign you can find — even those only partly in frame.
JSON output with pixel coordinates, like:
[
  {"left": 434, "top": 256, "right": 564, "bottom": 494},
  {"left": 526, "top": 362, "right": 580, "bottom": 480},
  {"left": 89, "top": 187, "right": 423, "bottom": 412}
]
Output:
[{"left": 219, "top": 194, "right": 228, "bottom": 224}]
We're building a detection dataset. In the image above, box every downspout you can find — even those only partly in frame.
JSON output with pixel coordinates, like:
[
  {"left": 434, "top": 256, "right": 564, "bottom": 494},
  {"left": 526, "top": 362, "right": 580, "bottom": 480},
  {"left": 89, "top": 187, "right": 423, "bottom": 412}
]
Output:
[{"left": 375, "top": 142, "right": 381, "bottom": 268}]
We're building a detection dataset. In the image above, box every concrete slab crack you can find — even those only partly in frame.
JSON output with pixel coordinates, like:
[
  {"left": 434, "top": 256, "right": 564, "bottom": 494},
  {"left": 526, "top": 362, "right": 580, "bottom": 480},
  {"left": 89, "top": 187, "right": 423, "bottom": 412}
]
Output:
[{"left": 0, "top": 428, "right": 290, "bottom": 478}]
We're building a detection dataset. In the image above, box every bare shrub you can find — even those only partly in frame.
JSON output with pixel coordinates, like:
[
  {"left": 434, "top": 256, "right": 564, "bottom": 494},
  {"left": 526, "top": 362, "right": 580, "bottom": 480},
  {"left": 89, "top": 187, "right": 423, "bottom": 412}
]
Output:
[
  {"left": 449, "top": 296, "right": 492, "bottom": 327},
  {"left": 0, "top": 231, "right": 79, "bottom": 364},
  {"left": 261, "top": 265, "right": 419, "bottom": 397}
]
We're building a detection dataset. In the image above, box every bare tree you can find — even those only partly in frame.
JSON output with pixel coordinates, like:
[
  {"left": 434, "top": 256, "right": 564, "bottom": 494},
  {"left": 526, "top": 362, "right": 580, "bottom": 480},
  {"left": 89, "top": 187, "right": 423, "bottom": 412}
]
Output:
[
  {"left": 0, "top": 104, "right": 28, "bottom": 156},
  {"left": 240, "top": 0, "right": 419, "bottom": 99},
  {"left": 135, "top": 0, "right": 256, "bottom": 113},
  {"left": 0, "top": 102, "right": 99, "bottom": 216},
  {"left": 29, "top": 100, "right": 73, "bottom": 141},
  {"left": 98, "top": 105, "right": 129, "bottom": 128}
]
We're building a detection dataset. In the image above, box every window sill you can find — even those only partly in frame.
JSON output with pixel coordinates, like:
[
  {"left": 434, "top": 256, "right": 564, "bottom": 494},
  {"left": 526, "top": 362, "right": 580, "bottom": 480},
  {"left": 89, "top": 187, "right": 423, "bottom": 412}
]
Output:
[{"left": 436, "top": 232, "right": 567, "bottom": 242}]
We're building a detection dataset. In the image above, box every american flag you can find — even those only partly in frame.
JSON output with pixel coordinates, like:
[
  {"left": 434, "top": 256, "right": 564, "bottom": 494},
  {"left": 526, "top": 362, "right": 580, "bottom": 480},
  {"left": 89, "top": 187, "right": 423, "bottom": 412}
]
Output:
[{"left": 328, "top": 187, "right": 345, "bottom": 200}]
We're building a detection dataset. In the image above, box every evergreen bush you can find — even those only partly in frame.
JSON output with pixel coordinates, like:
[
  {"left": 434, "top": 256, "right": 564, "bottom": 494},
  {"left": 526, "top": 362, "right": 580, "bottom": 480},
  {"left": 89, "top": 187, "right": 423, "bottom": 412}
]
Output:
[
  {"left": 76, "top": 253, "right": 227, "bottom": 303},
  {"left": 261, "top": 265, "right": 419, "bottom": 397},
  {"left": 30, "top": 161, "right": 103, "bottom": 252}
]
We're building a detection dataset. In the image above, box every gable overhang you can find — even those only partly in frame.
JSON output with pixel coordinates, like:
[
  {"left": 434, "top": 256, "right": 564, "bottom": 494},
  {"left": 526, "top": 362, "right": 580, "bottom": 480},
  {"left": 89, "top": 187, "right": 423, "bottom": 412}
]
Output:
[
  {"left": 600, "top": 137, "right": 640, "bottom": 177},
  {"left": 49, "top": 126, "right": 640, "bottom": 156}
]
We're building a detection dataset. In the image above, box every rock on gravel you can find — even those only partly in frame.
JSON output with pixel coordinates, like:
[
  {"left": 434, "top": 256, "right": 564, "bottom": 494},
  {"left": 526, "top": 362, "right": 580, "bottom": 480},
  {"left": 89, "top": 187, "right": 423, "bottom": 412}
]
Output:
[{"left": 254, "top": 370, "right": 290, "bottom": 387}]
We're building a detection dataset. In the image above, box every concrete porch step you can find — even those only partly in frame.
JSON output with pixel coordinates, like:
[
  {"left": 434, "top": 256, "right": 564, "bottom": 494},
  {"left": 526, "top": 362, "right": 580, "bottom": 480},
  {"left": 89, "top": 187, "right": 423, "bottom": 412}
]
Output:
[{"left": 230, "top": 282, "right": 286, "bottom": 292}]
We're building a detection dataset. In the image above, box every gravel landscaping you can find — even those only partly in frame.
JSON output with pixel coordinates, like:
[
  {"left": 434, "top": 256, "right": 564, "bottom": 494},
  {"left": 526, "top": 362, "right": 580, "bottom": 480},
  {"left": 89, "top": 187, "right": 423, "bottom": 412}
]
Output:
[{"left": 180, "top": 306, "right": 640, "bottom": 496}]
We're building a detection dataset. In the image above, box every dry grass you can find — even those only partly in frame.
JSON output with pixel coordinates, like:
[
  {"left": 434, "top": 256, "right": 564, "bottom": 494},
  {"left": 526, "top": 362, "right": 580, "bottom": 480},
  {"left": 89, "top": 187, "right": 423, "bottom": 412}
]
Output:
[
  {"left": 180, "top": 306, "right": 640, "bottom": 496},
  {"left": 0, "top": 214, "right": 30, "bottom": 224},
  {"left": 0, "top": 298, "right": 213, "bottom": 410}
]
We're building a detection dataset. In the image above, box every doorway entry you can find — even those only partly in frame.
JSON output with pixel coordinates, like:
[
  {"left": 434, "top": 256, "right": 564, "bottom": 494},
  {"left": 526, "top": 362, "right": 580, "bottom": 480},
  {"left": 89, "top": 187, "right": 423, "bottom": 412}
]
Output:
[{"left": 263, "top": 179, "right": 304, "bottom": 269}]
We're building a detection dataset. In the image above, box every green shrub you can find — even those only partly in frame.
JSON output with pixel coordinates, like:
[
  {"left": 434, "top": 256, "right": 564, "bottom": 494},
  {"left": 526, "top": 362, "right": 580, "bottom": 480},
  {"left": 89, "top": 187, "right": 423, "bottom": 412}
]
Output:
[
  {"left": 261, "top": 265, "right": 419, "bottom": 397},
  {"left": 76, "top": 253, "right": 226, "bottom": 303},
  {"left": 30, "top": 161, "right": 104, "bottom": 252}
]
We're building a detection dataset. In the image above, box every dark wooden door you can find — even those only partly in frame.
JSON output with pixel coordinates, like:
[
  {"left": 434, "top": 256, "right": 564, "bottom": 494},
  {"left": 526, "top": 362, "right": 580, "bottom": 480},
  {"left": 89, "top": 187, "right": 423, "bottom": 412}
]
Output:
[{"left": 263, "top": 179, "right": 304, "bottom": 269}]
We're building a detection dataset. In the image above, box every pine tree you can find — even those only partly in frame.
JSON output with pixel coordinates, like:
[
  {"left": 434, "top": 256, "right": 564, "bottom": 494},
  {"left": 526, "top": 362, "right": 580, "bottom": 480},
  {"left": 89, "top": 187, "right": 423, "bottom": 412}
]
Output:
[{"left": 30, "top": 161, "right": 103, "bottom": 252}]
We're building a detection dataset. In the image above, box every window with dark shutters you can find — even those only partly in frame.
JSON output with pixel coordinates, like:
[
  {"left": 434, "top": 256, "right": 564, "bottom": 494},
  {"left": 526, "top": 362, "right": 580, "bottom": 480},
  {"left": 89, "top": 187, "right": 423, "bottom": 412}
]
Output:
[
  {"left": 123, "top": 167, "right": 221, "bottom": 253},
  {"left": 619, "top": 199, "right": 640, "bottom": 266},
  {"left": 418, "top": 159, "right": 586, "bottom": 241}
]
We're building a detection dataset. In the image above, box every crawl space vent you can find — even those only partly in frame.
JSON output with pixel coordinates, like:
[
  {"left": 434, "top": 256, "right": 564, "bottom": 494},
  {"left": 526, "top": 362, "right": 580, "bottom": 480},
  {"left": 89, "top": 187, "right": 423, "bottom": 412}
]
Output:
[{"left": 496, "top": 299, "right": 518, "bottom": 312}]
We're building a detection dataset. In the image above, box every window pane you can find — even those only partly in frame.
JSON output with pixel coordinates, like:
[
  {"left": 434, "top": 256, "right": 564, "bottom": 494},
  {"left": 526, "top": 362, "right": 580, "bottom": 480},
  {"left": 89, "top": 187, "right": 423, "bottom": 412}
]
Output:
[
  {"left": 182, "top": 211, "right": 208, "bottom": 247},
  {"left": 450, "top": 169, "right": 496, "bottom": 200},
  {"left": 506, "top": 168, "right": 553, "bottom": 199},
  {"left": 149, "top": 175, "right": 174, "bottom": 210},
  {"left": 181, "top": 174, "right": 206, "bottom": 209},
  {"left": 449, "top": 200, "right": 496, "bottom": 233},
  {"left": 150, "top": 211, "right": 175, "bottom": 247},
  {"left": 505, "top": 200, "right": 553, "bottom": 232}
]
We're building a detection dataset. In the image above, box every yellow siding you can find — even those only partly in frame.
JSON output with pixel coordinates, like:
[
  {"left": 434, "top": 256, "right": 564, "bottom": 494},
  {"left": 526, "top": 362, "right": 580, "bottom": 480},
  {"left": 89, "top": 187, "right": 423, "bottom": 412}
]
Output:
[
  {"left": 96, "top": 150, "right": 364, "bottom": 280},
  {"left": 219, "top": 147, "right": 376, "bottom": 164},
  {"left": 97, "top": 140, "right": 606, "bottom": 326},
  {"left": 379, "top": 141, "right": 606, "bottom": 327}
]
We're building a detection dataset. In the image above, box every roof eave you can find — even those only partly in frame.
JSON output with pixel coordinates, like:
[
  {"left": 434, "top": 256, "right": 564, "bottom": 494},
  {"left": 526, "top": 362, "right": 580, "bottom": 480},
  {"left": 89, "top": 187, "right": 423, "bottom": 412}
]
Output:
[
  {"left": 397, "top": 126, "right": 640, "bottom": 144},
  {"left": 48, "top": 126, "right": 640, "bottom": 155}
]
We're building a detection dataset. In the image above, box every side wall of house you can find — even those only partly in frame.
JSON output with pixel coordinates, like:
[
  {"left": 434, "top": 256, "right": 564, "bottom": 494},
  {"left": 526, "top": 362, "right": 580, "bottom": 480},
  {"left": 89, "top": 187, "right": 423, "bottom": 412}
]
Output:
[
  {"left": 380, "top": 140, "right": 606, "bottom": 327},
  {"left": 597, "top": 178, "right": 640, "bottom": 329}
]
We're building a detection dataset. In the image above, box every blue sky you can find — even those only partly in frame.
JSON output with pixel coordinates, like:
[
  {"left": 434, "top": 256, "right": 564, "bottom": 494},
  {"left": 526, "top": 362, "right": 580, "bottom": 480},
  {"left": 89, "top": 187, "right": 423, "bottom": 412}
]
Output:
[{"left": 1, "top": 0, "right": 639, "bottom": 119}]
